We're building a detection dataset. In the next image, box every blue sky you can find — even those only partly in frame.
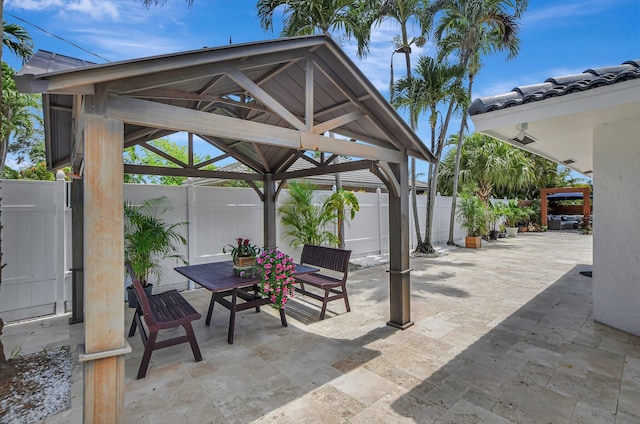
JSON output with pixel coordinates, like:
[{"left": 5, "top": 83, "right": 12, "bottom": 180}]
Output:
[{"left": 4, "top": 0, "right": 639, "bottom": 179}]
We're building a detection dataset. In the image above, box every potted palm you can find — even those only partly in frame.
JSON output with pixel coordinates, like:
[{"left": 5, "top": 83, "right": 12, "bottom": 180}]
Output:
[
  {"left": 456, "top": 193, "right": 487, "bottom": 248},
  {"left": 124, "top": 197, "right": 187, "bottom": 308},
  {"left": 503, "top": 200, "right": 523, "bottom": 237},
  {"left": 488, "top": 203, "right": 505, "bottom": 240}
]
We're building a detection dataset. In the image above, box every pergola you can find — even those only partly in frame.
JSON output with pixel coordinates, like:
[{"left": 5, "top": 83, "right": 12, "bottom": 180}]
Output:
[
  {"left": 540, "top": 187, "right": 591, "bottom": 225},
  {"left": 16, "top": 35, "right": 435, "bottom": 421}
]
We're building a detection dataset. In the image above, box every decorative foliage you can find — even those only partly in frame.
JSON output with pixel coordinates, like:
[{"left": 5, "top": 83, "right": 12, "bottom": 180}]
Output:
[
  {"left": 223, "top": 238, "right": 260, "bottom": 259},
  {"left": 124, "top": 197, "right": 187, "bottom": 286},
  {"left": 456, "top": 191, "right": 487, "bottom": 237},
  {"left": 255, "top": 249, "right": 296, "bottom": 311},
  {"left": 279, "top": 181, "right": 338, "bottom": 248}
]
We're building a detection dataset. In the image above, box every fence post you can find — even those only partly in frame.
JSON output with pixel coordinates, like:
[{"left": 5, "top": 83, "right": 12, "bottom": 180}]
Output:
[
  {"left": 55, "top": 171, "right": 66, "bottom": 315},
  {"left": 186, "top": 179, "right": 195, "bottom": 290}
]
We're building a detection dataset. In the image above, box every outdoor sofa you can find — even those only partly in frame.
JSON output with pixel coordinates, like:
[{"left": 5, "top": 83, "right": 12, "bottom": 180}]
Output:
[{"left": 547, "top": 214, "right": 583, "bottom": 230}]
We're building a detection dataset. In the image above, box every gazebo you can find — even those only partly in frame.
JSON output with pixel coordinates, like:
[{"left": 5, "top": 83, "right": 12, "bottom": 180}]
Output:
[
  {"left": 15, "top": 35, "right": 435, "bottom": 421},
  {"left": 539, "top": 187, "right": 591, "bottom": 226}
]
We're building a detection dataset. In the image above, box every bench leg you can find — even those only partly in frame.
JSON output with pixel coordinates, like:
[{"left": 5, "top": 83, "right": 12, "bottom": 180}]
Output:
[
  {"left": 128, "top": 307, "right": 140, "bottom": 337},
  {"left": 319, "top": 290, "right": 330, "bottom": 320},
  {"left": 227, "top": 289, "right": 238, "bottom": 344},
  {"left": 342, "top": 284, "right": 351, "bottom": 313},
  {"left": 279, "top": 309, "right": 288, "bottom": 327},
  {"left": 206, "top": 293, "right": 216, "bottom": 326},
  {"left": 183, "top": 322, "right": 202, "bottom": 362},
  {"left": 137, "top": 330, "right": 157, "bottom": 379}
]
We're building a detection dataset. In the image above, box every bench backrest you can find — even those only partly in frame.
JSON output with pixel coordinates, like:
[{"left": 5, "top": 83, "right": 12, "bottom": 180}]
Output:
[
  {"left": 300, "top": 244, "right": 351, "bottom": 276},
  {"left": 126, "top": 262, "right": 155, "bottom": 326}
]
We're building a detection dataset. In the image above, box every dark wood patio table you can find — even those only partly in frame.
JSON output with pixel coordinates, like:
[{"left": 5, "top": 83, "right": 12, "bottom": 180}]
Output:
[{"left": 174, "top": 260, "right": 318, "bottom": 344}]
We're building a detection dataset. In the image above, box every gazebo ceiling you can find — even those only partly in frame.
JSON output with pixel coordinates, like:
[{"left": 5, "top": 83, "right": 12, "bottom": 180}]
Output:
[{"left": 16, "top": 35, "right": 435, "bottom": 182}]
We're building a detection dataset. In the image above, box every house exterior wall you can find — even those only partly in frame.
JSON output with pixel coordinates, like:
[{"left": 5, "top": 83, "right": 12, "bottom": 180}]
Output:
[{"left": 593, "top": 117, "right": 640, "bottom": 336}]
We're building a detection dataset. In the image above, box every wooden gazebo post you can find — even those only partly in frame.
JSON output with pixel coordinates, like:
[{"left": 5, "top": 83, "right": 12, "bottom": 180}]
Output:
[
  {"left": 263, "top": 173, "right": 277, "bottom": 250},
  {"left": 78, "top": 108, "right": 130, "bottom": 423},
  {"left": 386, "top": 155, "right": 413, "bottom": 329}
]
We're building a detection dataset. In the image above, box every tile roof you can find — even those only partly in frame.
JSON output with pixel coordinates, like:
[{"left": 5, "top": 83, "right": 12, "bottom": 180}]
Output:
[{"left": 469, "top": 60, "right": 640, "bottom": 115}]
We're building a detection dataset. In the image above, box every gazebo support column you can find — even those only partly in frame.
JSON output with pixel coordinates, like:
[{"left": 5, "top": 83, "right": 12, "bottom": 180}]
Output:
[
  {"left": 386, "top": 158, "right": 413, "bottom": 329},
  {"left": 263, "top": 173, "right": 277, "bottom": 250},
  {"left": 79, "top": 115, "right": 130, "bottom": 423},
  {"left": 70, "top": 178, "right": 84, "bottom": 324}
]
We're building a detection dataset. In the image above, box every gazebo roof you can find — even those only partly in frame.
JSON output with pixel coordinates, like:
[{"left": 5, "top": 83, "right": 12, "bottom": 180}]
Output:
[{"left": 16, "top": 35, "right": 434, "bottom": 182}]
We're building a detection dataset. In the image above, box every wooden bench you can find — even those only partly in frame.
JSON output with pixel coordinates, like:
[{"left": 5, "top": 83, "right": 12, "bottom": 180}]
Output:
[
  {"left": 126, "top": 263, "right": 202, "bottom": 379},
  {"left": 294, "top": 244, "right": 352, "bottom": 320}
]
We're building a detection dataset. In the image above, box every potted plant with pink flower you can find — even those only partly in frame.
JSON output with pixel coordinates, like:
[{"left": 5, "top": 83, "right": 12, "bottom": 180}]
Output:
[
  {"left": 254, "top": 249, "right": 296, "bottom": 310},
  {"left": 223, "top": 237, "right": 260, "bottom": 268}
]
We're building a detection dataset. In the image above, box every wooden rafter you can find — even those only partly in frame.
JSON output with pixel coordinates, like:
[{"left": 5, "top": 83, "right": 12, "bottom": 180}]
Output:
[
  {"left": 226, "top": 70, "right": 306, "bottom": 132},
  {"left": 106, "top": 94, "right": 405, "bottom": 163},
  {"left": 197, "top": 134, "right": 264, "bottom": 172}
]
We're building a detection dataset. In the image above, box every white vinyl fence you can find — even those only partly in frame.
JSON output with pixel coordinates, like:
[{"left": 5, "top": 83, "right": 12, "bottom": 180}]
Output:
[{"left": 0, "top": 178, "right": 466, "bottom": 322}]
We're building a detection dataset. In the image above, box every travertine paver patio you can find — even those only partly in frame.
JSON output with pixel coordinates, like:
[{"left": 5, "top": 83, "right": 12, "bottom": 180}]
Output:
[{"left": 4, "top": 231, "right": 640, "bottom": 423}]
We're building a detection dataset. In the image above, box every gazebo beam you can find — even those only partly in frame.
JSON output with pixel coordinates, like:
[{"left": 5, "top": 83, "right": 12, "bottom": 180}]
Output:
[{"left": 106, "top": 94, "right": 404, "bottom": 163}]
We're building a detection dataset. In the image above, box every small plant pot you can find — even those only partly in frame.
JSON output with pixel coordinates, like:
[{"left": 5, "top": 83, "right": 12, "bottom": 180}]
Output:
[
  {"left": 489, "top": 230, "right": 499, "bottom": 240},
  {"left": 465, "top": 236, "right": 482, "bottom": 248},
  {"left": 233, "top": 256, "right": 256, "bottom": 268},
  {"left": 126, "top": 284, "right": 153, "bottom": 309},
  {"left": 498, "top": 232, "right": 507, "bottom": 238}
]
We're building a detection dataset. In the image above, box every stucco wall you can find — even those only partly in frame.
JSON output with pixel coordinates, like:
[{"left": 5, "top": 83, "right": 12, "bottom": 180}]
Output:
[{"left": 593, "top": 117, "right": 640, "bottom": 336}]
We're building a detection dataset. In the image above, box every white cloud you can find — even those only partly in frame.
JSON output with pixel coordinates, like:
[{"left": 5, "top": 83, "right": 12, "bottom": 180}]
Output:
[
  {"left": 342, "top": 20, "right": 435, "bottom": 94},
  {"left": 521, "top": 0, "right": 629, "bottom": 27},
  {"left": 7, "top": 0, "right": 120, "bottom": 20},
  {"left": 71, "top": 27, "right": 187, "bottom": 60}
]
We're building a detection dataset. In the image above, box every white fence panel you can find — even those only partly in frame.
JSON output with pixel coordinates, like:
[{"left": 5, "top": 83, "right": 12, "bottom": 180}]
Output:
[
  {"left": 1, "top": 179, "right": 472, "bottom": 321},
  {"left": 1, "top": 180, "right": 62, "bottom": 321}
]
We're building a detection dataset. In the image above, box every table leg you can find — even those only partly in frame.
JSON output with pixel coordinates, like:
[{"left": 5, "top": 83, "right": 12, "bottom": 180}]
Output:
[
  {"left": 279, "top": 309, "right": 288, "bottom": 327},
  {"left": 206, "top": 293, "right": 216, "bottom": 326},
  {"left": 253, "top": 284, "right": 261, "bottom": 313},
  {"left": 228, "top": 289, "right": 238, "bottom": 344}
]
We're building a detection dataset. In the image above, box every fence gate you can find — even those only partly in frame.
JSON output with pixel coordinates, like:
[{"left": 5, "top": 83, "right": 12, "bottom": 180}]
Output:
[{"left": 0, "top": 178, "right": 69, "bottom": 322}]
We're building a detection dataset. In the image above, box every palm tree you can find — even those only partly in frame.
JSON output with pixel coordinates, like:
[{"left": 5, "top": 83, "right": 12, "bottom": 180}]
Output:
[
  {"left": 375, "top": 0, "right": 433, "bottom": 247},
  {"left": 432, "top": 0, "right": 527, "bottom": 244},
  {"left": 279, "top": 181, "right": 339, "bottom": 247},
  {"left": 1, "top": 63, "right": 41, "bottom": 175},
  {"left": 394, "top": 55, "right": 467, "bottom": 252},
  {"left": 1, "top": 21, "right": 35, "bottom": 175},
  {"left": 324, "top": 188, "right": 360, "bottom": 249},
  {"left": 437, "top": 132, "right": 534, "bottom": 205},
  {"left": 257, "top": 0, "right": 375, "bottom": 57},
  {"left": 3, "top": 21, "right": 34, "bottom": 63}
]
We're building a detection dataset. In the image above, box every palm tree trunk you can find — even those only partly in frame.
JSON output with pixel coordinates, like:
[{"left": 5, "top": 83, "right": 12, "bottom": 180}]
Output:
[
  {"left": 447, "top": 75, "right": 474, "bottom": 245},
  {"left": 400, "top": 26, "right": 422, "bottom": 248}
]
